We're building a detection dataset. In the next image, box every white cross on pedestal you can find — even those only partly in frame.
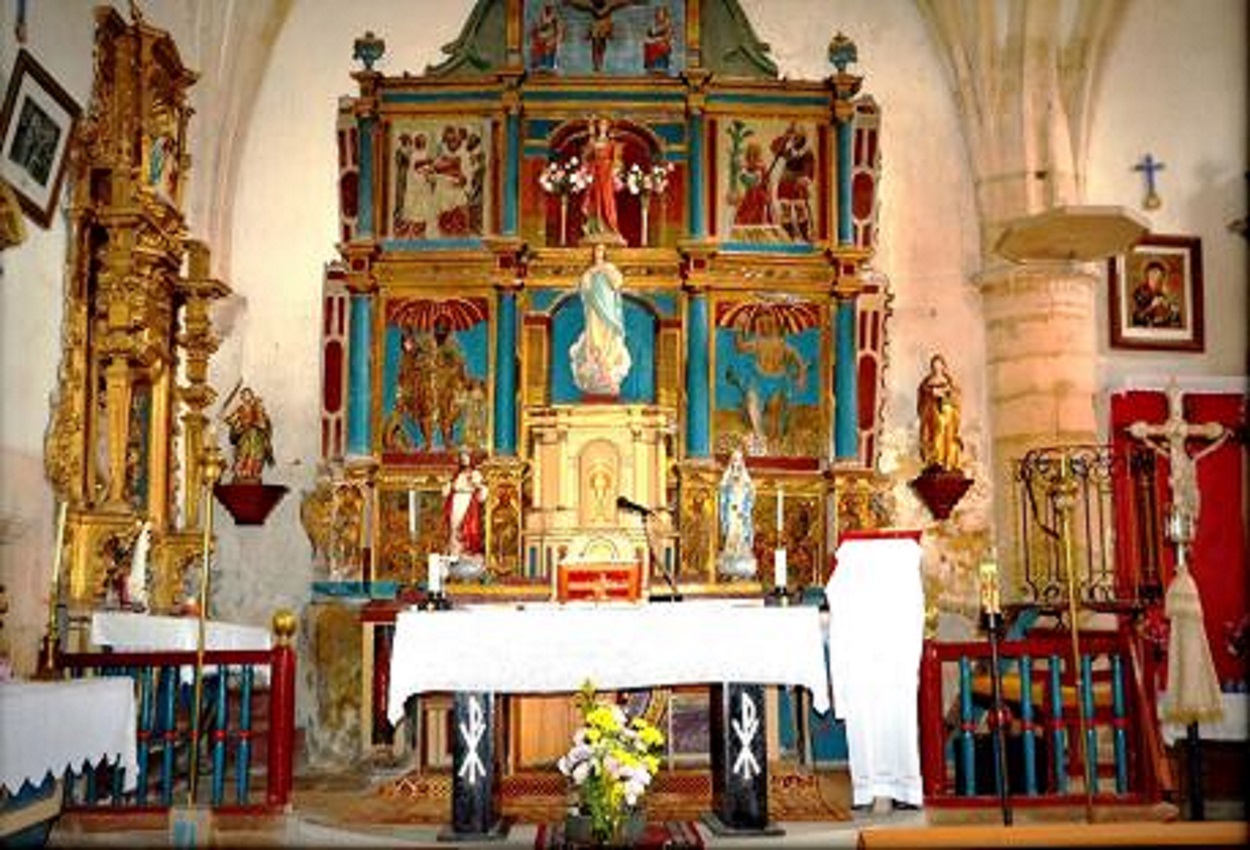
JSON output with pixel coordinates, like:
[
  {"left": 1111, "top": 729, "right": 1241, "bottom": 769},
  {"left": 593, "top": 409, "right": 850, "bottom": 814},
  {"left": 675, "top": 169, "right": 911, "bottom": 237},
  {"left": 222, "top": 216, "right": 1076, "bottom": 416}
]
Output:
[
  {"left": 1126, "top": 380, "right": 1229, "bottom": 738},
  {"left": 1126, "top": 381, "right": 1229, "bottom": 561}
]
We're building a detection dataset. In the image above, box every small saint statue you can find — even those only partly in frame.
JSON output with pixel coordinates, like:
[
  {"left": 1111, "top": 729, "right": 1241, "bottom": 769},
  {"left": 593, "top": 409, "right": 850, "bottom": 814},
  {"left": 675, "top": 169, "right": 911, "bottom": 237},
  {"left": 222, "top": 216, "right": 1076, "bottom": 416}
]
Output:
[
  {"left": 717, "top": 449, "right": 758, "bottom": 578},
  {"left": 917, "top": 354, "right": 962, "bottom": 472},
  {"left": 224, "top": 387, "right": 275, "bottom": 484},
  {"left": 909, "top": 354, "right": 973, "bottom": 520},
  {"left": 443, "top": 451, "right": 488, "bottom": 580}
]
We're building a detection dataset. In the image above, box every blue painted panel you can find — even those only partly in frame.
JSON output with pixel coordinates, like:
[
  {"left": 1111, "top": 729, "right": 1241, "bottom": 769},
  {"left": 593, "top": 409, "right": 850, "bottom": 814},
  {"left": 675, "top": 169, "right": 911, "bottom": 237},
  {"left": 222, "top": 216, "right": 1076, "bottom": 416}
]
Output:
[
  {"left": 550, "top": 295, "right": 656, "bottom": 404},
  {"left": 347, "top": 295, "right": 373, "bottom": 455},
  {"left": 837, "top": 120, "right": 853, "bottom": 245},
  {"left": 685, "top": 294, "right": 710, "bottom": 457},
  {"left": 527, "top": 288, "right": 567, "bottom": 313},
  {"left": 494, "top": 293, "right": 518, "bottom": 454},
  {"left": 834, "top": 300, "right": 857, "bottom": 458},
  {"left": 381, "top": 238, "right": 485, "bottom": 252},
  {"left": 719, "top": 242, "right": 819, "bottom": 255},
  {"left": 382, "top": 91, "right": 498, "bottom": 105},
  {"left": 707, "top": 91, "right": 829, "bottom": 108}
]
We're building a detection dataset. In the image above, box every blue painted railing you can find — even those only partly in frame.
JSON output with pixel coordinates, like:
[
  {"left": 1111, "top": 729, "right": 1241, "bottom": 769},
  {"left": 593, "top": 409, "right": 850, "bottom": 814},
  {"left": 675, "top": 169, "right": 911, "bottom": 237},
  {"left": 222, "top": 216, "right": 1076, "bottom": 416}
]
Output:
[
  {"left": 55, "top": 643, "right": 295, "bottom": 814},
  {"left": 919, "top": 628, "right": 1172, "bottom": 808}
]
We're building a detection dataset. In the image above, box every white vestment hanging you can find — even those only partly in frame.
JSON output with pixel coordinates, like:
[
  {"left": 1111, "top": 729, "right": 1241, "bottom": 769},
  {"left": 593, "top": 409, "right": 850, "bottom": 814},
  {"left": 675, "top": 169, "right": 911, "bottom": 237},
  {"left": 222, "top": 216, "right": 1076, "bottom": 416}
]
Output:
[{"left": 826, "top": 534, "right": 925, "bottom": 807}]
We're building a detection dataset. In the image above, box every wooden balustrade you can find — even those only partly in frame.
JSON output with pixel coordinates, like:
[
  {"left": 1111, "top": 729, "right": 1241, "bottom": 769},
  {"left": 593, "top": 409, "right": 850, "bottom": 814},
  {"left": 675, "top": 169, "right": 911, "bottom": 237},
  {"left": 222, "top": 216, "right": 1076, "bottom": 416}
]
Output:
[
  {"left": 54, "top": 640, "right": 296, "bottom": 814},
  {"left": 918, "top": 626, "right": 1171, "bottom": 809}
]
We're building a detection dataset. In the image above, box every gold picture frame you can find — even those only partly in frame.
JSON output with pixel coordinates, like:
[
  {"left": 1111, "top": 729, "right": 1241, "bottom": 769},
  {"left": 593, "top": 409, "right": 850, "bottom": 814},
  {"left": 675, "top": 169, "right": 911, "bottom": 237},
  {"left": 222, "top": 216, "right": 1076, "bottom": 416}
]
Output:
[
  {"left": 1108, "top": 233, "right": 1204, "bottom": 352},
  {"left": 0, "top": 49, "right": 80, "bottom": 228}
]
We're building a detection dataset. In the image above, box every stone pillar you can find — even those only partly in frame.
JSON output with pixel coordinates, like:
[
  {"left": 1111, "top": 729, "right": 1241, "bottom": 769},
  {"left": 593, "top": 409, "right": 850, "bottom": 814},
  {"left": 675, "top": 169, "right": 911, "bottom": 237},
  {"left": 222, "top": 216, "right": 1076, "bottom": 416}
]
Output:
[{"left": 980, "top": 261, "right": 1099, "bottom": 574}]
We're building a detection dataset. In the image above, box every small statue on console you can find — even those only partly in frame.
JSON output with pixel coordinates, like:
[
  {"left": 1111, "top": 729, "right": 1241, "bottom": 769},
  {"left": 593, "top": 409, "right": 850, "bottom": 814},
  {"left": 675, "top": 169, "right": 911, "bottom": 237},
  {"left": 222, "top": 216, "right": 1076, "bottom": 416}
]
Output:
[
  {"left": 224, "top": 387, "right": 274, "bottom": 484},
  {"left": 717, "top": 449, "right": 758, "bottom": 578},
  {"left": 910, "top": 354, "right": 973, "bottom": 520},
  {"left": 917, "top": 354, "right": 962, "bottom": 472},
  {"left": 443, "top": 451, "right": 488, "bottom": 580}
]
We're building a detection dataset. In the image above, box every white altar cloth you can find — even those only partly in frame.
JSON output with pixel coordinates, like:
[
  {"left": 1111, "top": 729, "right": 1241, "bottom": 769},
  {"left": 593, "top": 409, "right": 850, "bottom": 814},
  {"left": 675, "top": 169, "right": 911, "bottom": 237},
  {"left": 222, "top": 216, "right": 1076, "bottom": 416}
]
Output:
[
  {"left": 387, "top": 601, "right": 831, "bottom": 725},
  {"left": 91, "top": 612, "right": 271, "bottom": 652},
  {"left": 0, "top": 678, "right": 138, "bottom": 792},
  {"left": 91, "top": 612, "right": 271, "bottom": 685}
]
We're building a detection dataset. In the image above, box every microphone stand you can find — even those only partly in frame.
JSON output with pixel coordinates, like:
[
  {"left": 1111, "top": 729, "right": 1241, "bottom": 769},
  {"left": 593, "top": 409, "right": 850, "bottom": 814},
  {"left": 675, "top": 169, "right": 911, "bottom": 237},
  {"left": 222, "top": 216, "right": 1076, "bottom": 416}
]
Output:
[{"left": 617, "top": 496, "right": 682, "bottom": 602}]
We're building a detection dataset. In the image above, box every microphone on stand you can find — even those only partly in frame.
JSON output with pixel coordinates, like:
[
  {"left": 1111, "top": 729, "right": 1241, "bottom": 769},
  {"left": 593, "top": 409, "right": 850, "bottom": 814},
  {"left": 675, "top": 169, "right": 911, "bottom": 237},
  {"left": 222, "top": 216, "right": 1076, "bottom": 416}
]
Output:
[
  {"left": 615, "top": 495, "right": 651, "bottom": 516},
  {"left": 617, "top": 496, "right": 682, "bottom": 602}
]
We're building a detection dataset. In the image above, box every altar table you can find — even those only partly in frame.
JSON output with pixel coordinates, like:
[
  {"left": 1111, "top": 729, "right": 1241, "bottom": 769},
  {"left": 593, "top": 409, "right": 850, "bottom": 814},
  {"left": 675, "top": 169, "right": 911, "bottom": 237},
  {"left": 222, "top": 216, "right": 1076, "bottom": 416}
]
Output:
[
  {"left": 387, "top": 600, "right": 830, "bottom": 838},
  {"left": 0, "top": 678, "right": 139, "bottom": 793},
  {"left": 386, "top": 600, "right": 830, "bottom": 724}
]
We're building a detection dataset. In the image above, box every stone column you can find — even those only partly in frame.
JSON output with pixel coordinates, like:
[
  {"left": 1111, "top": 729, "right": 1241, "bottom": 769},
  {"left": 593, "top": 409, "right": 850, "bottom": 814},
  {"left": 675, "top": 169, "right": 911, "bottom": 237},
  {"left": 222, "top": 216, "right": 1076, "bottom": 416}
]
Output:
[{"left": 980, "top": 261, "right": 1100, "bottom": 565}]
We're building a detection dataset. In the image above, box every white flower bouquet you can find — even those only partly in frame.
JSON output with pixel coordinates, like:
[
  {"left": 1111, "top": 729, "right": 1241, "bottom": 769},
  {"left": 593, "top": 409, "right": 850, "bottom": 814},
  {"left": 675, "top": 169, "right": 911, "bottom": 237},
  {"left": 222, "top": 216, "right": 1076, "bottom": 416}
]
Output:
[{"left": 557, "top": 680, "right": 665, "bottom": 844}]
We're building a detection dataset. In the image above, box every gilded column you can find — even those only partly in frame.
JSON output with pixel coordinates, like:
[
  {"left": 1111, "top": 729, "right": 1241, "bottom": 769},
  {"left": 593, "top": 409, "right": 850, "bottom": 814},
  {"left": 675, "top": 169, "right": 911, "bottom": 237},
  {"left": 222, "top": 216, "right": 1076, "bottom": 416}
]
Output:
[{"left": 830, "top": 35, "right": 864, "bottom": 462}]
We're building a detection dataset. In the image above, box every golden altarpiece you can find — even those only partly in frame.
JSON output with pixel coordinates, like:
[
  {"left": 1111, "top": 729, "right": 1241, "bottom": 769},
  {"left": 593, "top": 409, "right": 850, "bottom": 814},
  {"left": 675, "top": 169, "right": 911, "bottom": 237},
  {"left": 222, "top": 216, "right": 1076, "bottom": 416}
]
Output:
[
  {"left": 299, "top": 0, "right": 897, "bottom": 764},
  {"left": 44, "top": 7, "right": 229, "bottom": 643}
]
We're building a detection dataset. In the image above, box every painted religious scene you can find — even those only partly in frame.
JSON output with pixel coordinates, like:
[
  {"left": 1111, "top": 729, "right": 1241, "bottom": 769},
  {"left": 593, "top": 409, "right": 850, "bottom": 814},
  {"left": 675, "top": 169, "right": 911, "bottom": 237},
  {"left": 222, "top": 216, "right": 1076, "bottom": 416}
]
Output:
[
  {"left": 387, "top": 118, "right": 491, "bottom": 242},
  {"left": 717, "top": 117, "right": 824, "bottom": 246},
  {"left": 380, "top": 296, "right": 491, "bottom": 457},
  {"left": 524, "top": 0, "right": 686, "bottom": 76}
]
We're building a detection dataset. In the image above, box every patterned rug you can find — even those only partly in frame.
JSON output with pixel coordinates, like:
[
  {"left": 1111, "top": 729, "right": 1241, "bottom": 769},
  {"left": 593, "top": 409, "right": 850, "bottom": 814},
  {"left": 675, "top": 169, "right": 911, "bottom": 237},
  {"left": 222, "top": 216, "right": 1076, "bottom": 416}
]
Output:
[
  {"left": 534, "top": 819, "right": 704, "bottom": 849},
  {"left": 373, "top": 765, "right": 849, "bottom": 824}
]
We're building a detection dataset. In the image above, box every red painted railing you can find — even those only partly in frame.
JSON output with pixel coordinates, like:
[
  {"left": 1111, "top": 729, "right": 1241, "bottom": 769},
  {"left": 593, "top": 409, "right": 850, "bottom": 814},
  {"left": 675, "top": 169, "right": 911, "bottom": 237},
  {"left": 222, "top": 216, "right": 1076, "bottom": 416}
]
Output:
[
  {"left": 918, "top": 624, "right": 1173, "bottom": 808},
  {"left": 55, "top": 625, "right": 297, "bottom": 814}
]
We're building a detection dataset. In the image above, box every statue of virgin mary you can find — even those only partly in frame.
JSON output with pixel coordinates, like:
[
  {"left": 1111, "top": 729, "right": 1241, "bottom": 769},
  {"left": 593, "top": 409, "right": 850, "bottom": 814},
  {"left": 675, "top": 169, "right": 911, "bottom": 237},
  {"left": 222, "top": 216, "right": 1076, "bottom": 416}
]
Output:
[{"left": 570, "top": 243, "right": 631, "bottom": 395}]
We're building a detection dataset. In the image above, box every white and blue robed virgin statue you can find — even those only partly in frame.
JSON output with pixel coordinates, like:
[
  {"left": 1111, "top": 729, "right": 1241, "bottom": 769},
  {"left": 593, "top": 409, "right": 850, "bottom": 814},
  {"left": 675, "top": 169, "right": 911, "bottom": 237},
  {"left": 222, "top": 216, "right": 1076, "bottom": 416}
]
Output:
[
  {"left": 570, "top": 243, "right": 631, "bottom": 396},
  {"left": 717, "top": 449, "right": 758, "bottom": 578}
]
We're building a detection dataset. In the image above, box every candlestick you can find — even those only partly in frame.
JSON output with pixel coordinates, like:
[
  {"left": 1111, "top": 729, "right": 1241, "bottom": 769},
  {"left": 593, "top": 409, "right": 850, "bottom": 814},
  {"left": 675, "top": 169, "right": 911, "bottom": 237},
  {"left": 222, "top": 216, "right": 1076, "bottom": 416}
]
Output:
[
  {"left": 774, "top": 548, "right": 787, "bottom": 589},
  {"left": 43, "top": 500, "right": 68, "bottom": 671}
]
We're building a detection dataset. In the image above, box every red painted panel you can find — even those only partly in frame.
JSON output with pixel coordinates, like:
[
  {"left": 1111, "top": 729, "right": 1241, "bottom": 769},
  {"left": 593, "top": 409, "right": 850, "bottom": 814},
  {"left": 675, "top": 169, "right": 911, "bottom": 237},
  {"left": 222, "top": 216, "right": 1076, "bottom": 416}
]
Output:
[
  {"left": 857, "top": 356, "right": 877, "bottom": 430},
  {"left": 852, "top": 172, "right": 874, "bottom": 220},
  {"left": 1111, "top": 389, "right": 1248, "bottom": 688},
  {"left": 324, "top": 340, "right": 344, "bottom": 414}
]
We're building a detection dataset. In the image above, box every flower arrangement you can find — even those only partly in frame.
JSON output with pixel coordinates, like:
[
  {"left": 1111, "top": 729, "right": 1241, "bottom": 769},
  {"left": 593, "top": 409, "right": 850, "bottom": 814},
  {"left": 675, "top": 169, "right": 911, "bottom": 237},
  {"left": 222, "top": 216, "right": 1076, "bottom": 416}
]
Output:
[
  {"left": 621, "top": 161, "right": 675, "bottom": 196},
  {"left": 557, "top": 680, "right": 665, "bottom": 845},
  {"left": 538, "top": 156, "right": 591, "bottom": 196}
]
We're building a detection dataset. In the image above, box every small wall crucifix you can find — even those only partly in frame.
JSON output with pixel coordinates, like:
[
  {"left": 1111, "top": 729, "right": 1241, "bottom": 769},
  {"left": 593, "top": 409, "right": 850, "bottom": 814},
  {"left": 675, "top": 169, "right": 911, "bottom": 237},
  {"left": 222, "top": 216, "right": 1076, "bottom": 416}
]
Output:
[{"left": 1133, "top": 153, "right": 1165, "bottom": 210}]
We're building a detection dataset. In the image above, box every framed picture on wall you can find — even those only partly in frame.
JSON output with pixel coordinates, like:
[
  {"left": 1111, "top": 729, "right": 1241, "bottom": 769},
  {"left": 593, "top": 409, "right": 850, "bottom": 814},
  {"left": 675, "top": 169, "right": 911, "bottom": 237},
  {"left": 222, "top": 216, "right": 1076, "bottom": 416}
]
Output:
[
  {"left": 0, "top": 49, "right": 80, "bottom": 228},
  {"left": 1108, "top": 234, "right": 1204, "bottom": 352}
]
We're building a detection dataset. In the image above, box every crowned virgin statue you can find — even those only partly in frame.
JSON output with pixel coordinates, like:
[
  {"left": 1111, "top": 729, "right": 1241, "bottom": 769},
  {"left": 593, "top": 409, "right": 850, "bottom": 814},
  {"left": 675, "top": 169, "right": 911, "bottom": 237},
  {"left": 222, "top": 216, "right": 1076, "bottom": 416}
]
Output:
[{"left": 717, "top": 449, "right": 758, "bottom": 578}]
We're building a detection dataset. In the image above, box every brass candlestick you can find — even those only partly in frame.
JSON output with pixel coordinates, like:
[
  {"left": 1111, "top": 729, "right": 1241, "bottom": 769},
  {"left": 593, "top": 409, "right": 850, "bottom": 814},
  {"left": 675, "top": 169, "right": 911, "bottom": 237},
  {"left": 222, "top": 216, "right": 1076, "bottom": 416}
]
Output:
[
  {"left": 42, "top": 501, "right": 68, "bottom": 674},
  {"left": 187, "top": 438, "right": 224, "bottom": 805}
]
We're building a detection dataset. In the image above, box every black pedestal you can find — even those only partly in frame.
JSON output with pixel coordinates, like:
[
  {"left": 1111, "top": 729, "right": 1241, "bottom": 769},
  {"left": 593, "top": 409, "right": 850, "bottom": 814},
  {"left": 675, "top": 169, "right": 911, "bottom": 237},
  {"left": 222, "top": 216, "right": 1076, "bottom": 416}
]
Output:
[
  {"left": 705, "top": 683, "right": 783, "bottom": 836},
  {"left": 440, "top": 691, "right": 508, "bottom": 841}
]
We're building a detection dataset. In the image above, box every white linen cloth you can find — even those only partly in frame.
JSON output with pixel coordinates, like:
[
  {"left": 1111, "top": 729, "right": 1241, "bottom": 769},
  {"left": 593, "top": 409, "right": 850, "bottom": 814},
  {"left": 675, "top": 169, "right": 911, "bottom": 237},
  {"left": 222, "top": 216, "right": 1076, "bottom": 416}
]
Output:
[
  {"left": 827, "top": 536, "right": 925, "bottom": 807},
  {"left": 91, "top": 612, "right": 270, "bottom": 652},
  {"left": 387, "top": 601, "right": 831, "bottom": 725},
  {"left": 0, "top": 678, "right": 138, "bottom": 792},
  {"left": 90, "top": 612, "right": 271, "bottom": 684},
  {"left": 1161, "top": 692, "right": 1247, "bottom": 744}
]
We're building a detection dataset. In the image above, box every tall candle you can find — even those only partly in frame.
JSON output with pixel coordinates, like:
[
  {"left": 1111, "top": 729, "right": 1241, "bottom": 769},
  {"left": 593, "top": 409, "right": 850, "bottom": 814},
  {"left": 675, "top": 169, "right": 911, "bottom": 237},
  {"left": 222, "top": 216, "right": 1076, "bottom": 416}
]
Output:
[
  {"left": 776, "top": 486, "right": 784, "bottom": 532},
  {"left": 427, "top": 553, "right": 442, "bottom": 594},
  {"left": 408, "top": 490, "right": 417, "bottom": 539},
  {"left": 50, "top": 500, "right": 67, "bottom": 598},
  {"left": 775, "top": 548, "right": 787, "bottom": 589}
]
